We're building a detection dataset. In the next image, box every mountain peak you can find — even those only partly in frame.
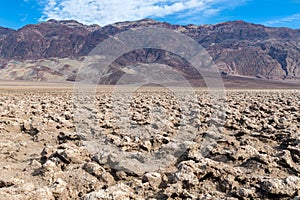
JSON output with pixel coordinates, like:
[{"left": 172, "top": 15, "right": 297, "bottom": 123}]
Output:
[
  {"left": 0, "top": 27, "right": 15, "bottom": 40},
  {"left": 138, "top": 18, "right": 159, "bottom": 23},
  {"left": 213, "top": 20, "right": 265, "bottom": 27},
  {"left": 47, "top": 19, "right": 83, "bottom": 25},
  {"left": 45, "top": 19, "right": 100, "bottom": 31},
  {"left": 111, "top": 18, "right": 165, "bottom": 28}
]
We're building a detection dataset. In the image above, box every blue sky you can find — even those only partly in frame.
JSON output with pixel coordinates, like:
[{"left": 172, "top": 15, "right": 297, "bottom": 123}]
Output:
[{"left": 1, "top": 0, "right": 300, "bottom": 30}]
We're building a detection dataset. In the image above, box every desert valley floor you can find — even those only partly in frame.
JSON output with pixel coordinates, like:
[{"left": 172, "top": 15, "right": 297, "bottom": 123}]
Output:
[{"left": 0, "top": 81, "right": 299, "bottom": 200}]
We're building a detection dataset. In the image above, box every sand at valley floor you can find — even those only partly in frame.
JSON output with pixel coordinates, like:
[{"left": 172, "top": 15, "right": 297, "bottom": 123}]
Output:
[{"left": 0, "top": 85, "right": 299, "bottom": 199}]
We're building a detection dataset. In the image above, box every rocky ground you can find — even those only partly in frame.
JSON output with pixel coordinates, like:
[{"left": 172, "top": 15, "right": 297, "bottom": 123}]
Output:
[{"left": 0, "top": 87, "right": 299, "bottom": 199}]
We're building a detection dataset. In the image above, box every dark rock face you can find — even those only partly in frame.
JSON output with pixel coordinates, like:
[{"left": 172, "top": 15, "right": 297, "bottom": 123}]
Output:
[
  {"left": 0, "top": 27, "right": 15, "bottom": 41},
  {"left": 0, "top": 19, "right": 300, "bottom": 80},
  {"left": 0, "top": 20, "right": 98, "bottom": 59},
  {"left": 189, "top": 21, "right": 300, "bottom": 80}
]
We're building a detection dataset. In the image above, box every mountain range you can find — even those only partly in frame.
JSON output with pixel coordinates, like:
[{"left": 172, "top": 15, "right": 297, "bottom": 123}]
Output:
[{"left": 0, "top": 19, "right": 300, "bottom": 86}]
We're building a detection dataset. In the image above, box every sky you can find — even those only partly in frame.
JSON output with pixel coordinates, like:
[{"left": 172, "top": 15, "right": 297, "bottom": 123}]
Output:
[{"left": 1, "top": 0, "right": 300, "bottom": 30}]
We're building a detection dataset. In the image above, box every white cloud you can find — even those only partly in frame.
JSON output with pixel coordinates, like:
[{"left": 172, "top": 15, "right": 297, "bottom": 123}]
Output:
[
  {"left": 265, "top": 13, "right": 300, "bottom": 28},
  {"left": 40, "top": 0, "right": 247, "bottom": 26}
]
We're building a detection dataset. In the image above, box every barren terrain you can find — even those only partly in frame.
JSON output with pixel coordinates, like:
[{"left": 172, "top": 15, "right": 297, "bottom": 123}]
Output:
[
  {"left": 1, "top": 19, "right": 300, "bottom": 81},
  {"left": 0, "top": 83, "right": 299, "bottom": 199}
]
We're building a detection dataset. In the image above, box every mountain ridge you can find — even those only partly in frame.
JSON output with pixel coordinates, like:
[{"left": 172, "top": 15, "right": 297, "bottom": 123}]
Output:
[
  {"left": 0, "top": 27, "right": 15, "bottom": 41},
  {"left": 0, "top": 19, "right": 300, "bottom": 82}
]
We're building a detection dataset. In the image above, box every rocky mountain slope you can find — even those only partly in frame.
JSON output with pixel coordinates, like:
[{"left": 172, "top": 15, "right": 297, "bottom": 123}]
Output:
[
  {"left": 0, "top": 19, "right": 300, "bottom": 82},
  {"left": 0, "top": 27, "right": 15, "bottom": 41},
  {"left": 0, "top": 20, "right": 99, "bottom": 59}
]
